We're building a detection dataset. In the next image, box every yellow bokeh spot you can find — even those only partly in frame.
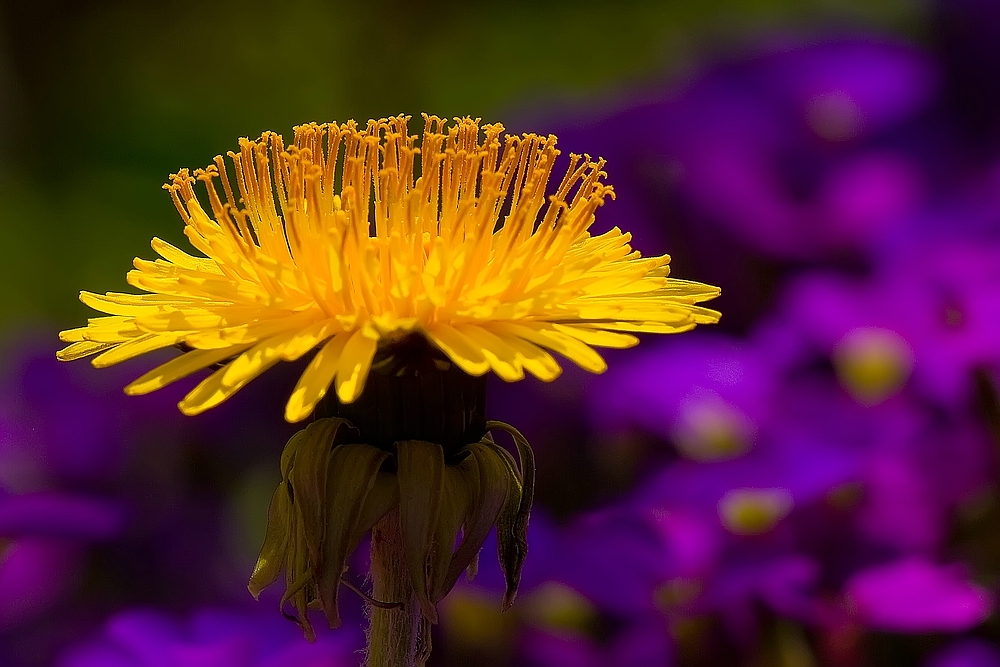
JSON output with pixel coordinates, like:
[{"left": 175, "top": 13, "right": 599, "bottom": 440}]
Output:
[
  {"left": 718, "top": 487, "right": 793, "bottom": 536},
  {"left": 833, "top": 327, "right": 914, "bottom": 406},
  {"left": 672, "top": 395, "right": 754, "bottom": 462},
  {"left": 523, "top": 582, "right": 597, "bottom": 635},
  {"left": 439, "top": 587, "right": 510, "bottom": 649}
]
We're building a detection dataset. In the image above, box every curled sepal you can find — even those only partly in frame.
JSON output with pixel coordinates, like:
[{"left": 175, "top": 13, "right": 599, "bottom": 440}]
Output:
[
  {"left": 485, "top": 420, "right": 536, "bottom": 611},
  {"left": 281, "top": 511, "right": 316, "bottom": 641},
  {"left": 317, "top": 443, "right": 392, "bottom": 628},
  {"left": 248, "top": 480, "right": 292, "bottom": 600},
  {"left": 429, "top": 464, "right": 475, "bottom": 605},
  {"left": 396, "top": 440, "right": 445, "bottom": 623},
  {"left": 437, "top": 442, "right": 510, "bottom": 601},
  {"left": 249, "top": 417, "right": 386, "bottom": 640},
  {"left": 348, "top": 471, "right": 399, "bottom": 554},
  {"left": 279, "top": 428, "right": 310, "bottom": 481},
  {"left": 287, "top": 420, "right": 353, "bottom": 585}
]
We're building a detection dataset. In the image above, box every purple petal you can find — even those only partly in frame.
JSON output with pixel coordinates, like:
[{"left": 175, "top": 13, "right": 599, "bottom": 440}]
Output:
[
  {"left": 926, "top": 639, "right": 1000, "bottom": 667},
  {"left": 58, "top": 607, "right": 362, "bottom": 667},
  {"left": 0, "top": 538, "right": 81, "bottom": 628},
  {"left": 845, "top": 558, "right": 992, "bottom": 632},
  {"left": 0, "top": 492, "right": 124, "bottom": 540}
]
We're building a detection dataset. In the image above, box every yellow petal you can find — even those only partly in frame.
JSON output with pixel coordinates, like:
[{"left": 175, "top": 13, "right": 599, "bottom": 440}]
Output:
[
  {"left": 334, "top": 329, "right": 378, "bottom": 404},
  {"left": 284, "top": 333, "right": 350, "bottom": 423},
  {"left": 424, "top": 325, "right": 490, "bottom": 376},
  {"left": 551, "top": 323, "right": 639, "bottom": 349},
  {"left": 79, "top": 291, "right": 161, "bottom": 316},
  {"left": 497, "top": 333, "right": 563, "bottom": 382},
  {"left": 56, "top": 340, "right": 117, "bottom": 361},
  {"left": 91, "top": 333, "right": 182, "bottom": 369},
  {"left": 124, "top": 344, "right": 252, "bottom": 396},
  {"left": 460, "top": 325, "right": 524, "bottom": 382},
  {"left": 177, "top": 334, "right": 296, "bottom": 414},
  {"left": 280, "top": 321, "right": 337, "bottom": 362},
  {"left": 577, "top": 320, "right": 696, "bottom": 334},
  {"left": 151, "top": 237, "right": 220, "bottom": 273},
  {"left": 221, "top": 330, "right": 299, "bottom": 388},
  {"left": 494, "top": 322, "right": 607, "bottom": 373}
]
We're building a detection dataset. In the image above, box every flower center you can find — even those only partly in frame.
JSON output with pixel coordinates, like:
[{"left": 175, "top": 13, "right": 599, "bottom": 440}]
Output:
[{"left": 315, "top": 334, "right": 487, "bottom": 461}]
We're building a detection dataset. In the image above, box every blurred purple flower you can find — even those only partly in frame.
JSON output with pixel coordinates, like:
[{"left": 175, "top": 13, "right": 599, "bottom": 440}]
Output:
[
  {"left": 926, "top": 639, "right": 1000, "bottom": 667},
  {"left": 854, "top": 411, "right": 992, "bottom": 553},
  {"left": 633, "top": 390, "right": 863, "bottom": 515},
  {"left": 0, "top": 492, "right": 122, "bottom": 539},
  {"left": 57, "top": 607, "right": 362, "bottom": 667},
  {"left": 588, "top": 334, "right": 779, "bottom": 463},
  {"left": 0, "top": 538, "right": 81, "bottom": 629},
  {"left": 776, "top": 237, "right": 1000, "bottom": 407},
  {"left": 556, "top": 507, "right": 687, "bottom": 616},
  {"left": 663, "top": 41, "right": 933, "bottom": 259},
  {"left": 520, "top": 613, "right": 674, "bottom": 667},
  {"left": 844, "top": 558, "right": 992, "bottom": 632},
  {"left": 0, "top": 343, "right": 127, "bottom": 651},
  {"left": 0, "top": 490, "right": 124, "bottom": 625},
  {"left": 520, "top": 631, "right": 601, "bottom": 667},
  {"left": 541, "top": 40, "right": 936, "bottom": 263},
  {"left": 580, "top": 312, "right": 998, "bottom": 653},
  {"left": 702, "top": 555, "right": 820, "bottom": 641},
  {"left": 0, "top": 332, "right": 307, "bottom": 665}
]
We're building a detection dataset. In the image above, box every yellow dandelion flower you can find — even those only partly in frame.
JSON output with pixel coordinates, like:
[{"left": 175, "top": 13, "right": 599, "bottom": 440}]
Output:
[
  {"left": 56, "top": 114, "right": 722, "bottom": 660},
  {"left": 57, "top": 115, "right": 720, "bottom": 422}
]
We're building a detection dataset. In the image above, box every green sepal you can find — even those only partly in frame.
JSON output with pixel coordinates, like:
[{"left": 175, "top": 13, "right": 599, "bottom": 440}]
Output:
[
  {"left": 486, "top": 420, "right": 536, "bottom": 611},
  {"left": 278, "top": 429, "right": 306, "bottom": 480},
  {"left": 287, "top": 420, "right": 354, "bottom": 590},
  {"left": 437, "top": 442, "right": 510, "bottom": 600},
  {"left": 466, "top": 549, "right": 480, "bottom": 582},
  {"left": 348, "top": 471, "right": 399, "bottom": 554},
  {"left": 250, "top": 417, "right": 370, "bottom": 640},
  {"left": 429, "top": 463, "right": 474, "bottom": 605},
  {"left": 317, "top": 442, "right": 391, "bottom": 628},
  {"left": 280, "top": 507, "right": 316, "bottom": 641},
  {"left": 396, "top": 440, "right": 445, "bottom": 623},
  {"left": 248, "top": 480, "right": 292, "bottom": 600}
]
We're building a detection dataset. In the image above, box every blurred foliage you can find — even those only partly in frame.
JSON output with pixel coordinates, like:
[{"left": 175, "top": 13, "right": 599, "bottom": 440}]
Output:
[{"left": 0, "top": 0, "right": 921, "bottom": 328}]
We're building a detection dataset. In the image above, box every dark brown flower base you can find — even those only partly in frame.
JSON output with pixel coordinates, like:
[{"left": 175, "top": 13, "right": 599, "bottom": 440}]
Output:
[{"left": 316, "top": 335, "right": 487, "bottom": 462}]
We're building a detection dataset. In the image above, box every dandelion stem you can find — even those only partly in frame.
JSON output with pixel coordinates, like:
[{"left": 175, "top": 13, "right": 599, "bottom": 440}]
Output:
[{"left": 367, "top": 510, "right": 427, "bottom": 667}]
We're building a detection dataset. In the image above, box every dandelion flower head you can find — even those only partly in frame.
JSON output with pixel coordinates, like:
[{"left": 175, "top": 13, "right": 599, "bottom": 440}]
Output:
[{"left": 58, "top": 115, "right": 721, "bottom": 422}]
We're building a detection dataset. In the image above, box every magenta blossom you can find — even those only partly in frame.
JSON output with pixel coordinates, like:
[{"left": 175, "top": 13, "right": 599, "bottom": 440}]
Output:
[
  {"left": 776, "top": 238, "right": 1000, "bottom": 408},
  {"left": 844, "top": 558, "right": 992, "bottom": 633},
  {"left": 58, "top": 607, "right": 362, "bottom": 667}
]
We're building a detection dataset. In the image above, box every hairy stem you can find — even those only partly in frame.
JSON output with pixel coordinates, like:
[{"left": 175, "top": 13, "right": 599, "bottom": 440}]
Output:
[{"left": 367, "top": 510, "right": 427, "bottom": 667}]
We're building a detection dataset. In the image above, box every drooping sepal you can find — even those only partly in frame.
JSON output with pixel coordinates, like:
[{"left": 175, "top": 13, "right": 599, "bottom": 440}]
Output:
[
  {"left": 248, "top": 475, "right": 293, "bottom": 600},
  {"left": 249, "top": 417, "right": 394, "bottom": 640},
  {"left": 317, "top": 443, "right": 392, "bottom": 628},
  {"left": 485, "top": 420, "right": 536, "bottom": 610},
  {"left": 396, "top": 440, "right": 446, "bottom": 623},
  {"left": 437, "top": 441, "right": 510, "bottom": 599},
  {"left": 249, "top": 417, "right": 536, "bottom": 643}
]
